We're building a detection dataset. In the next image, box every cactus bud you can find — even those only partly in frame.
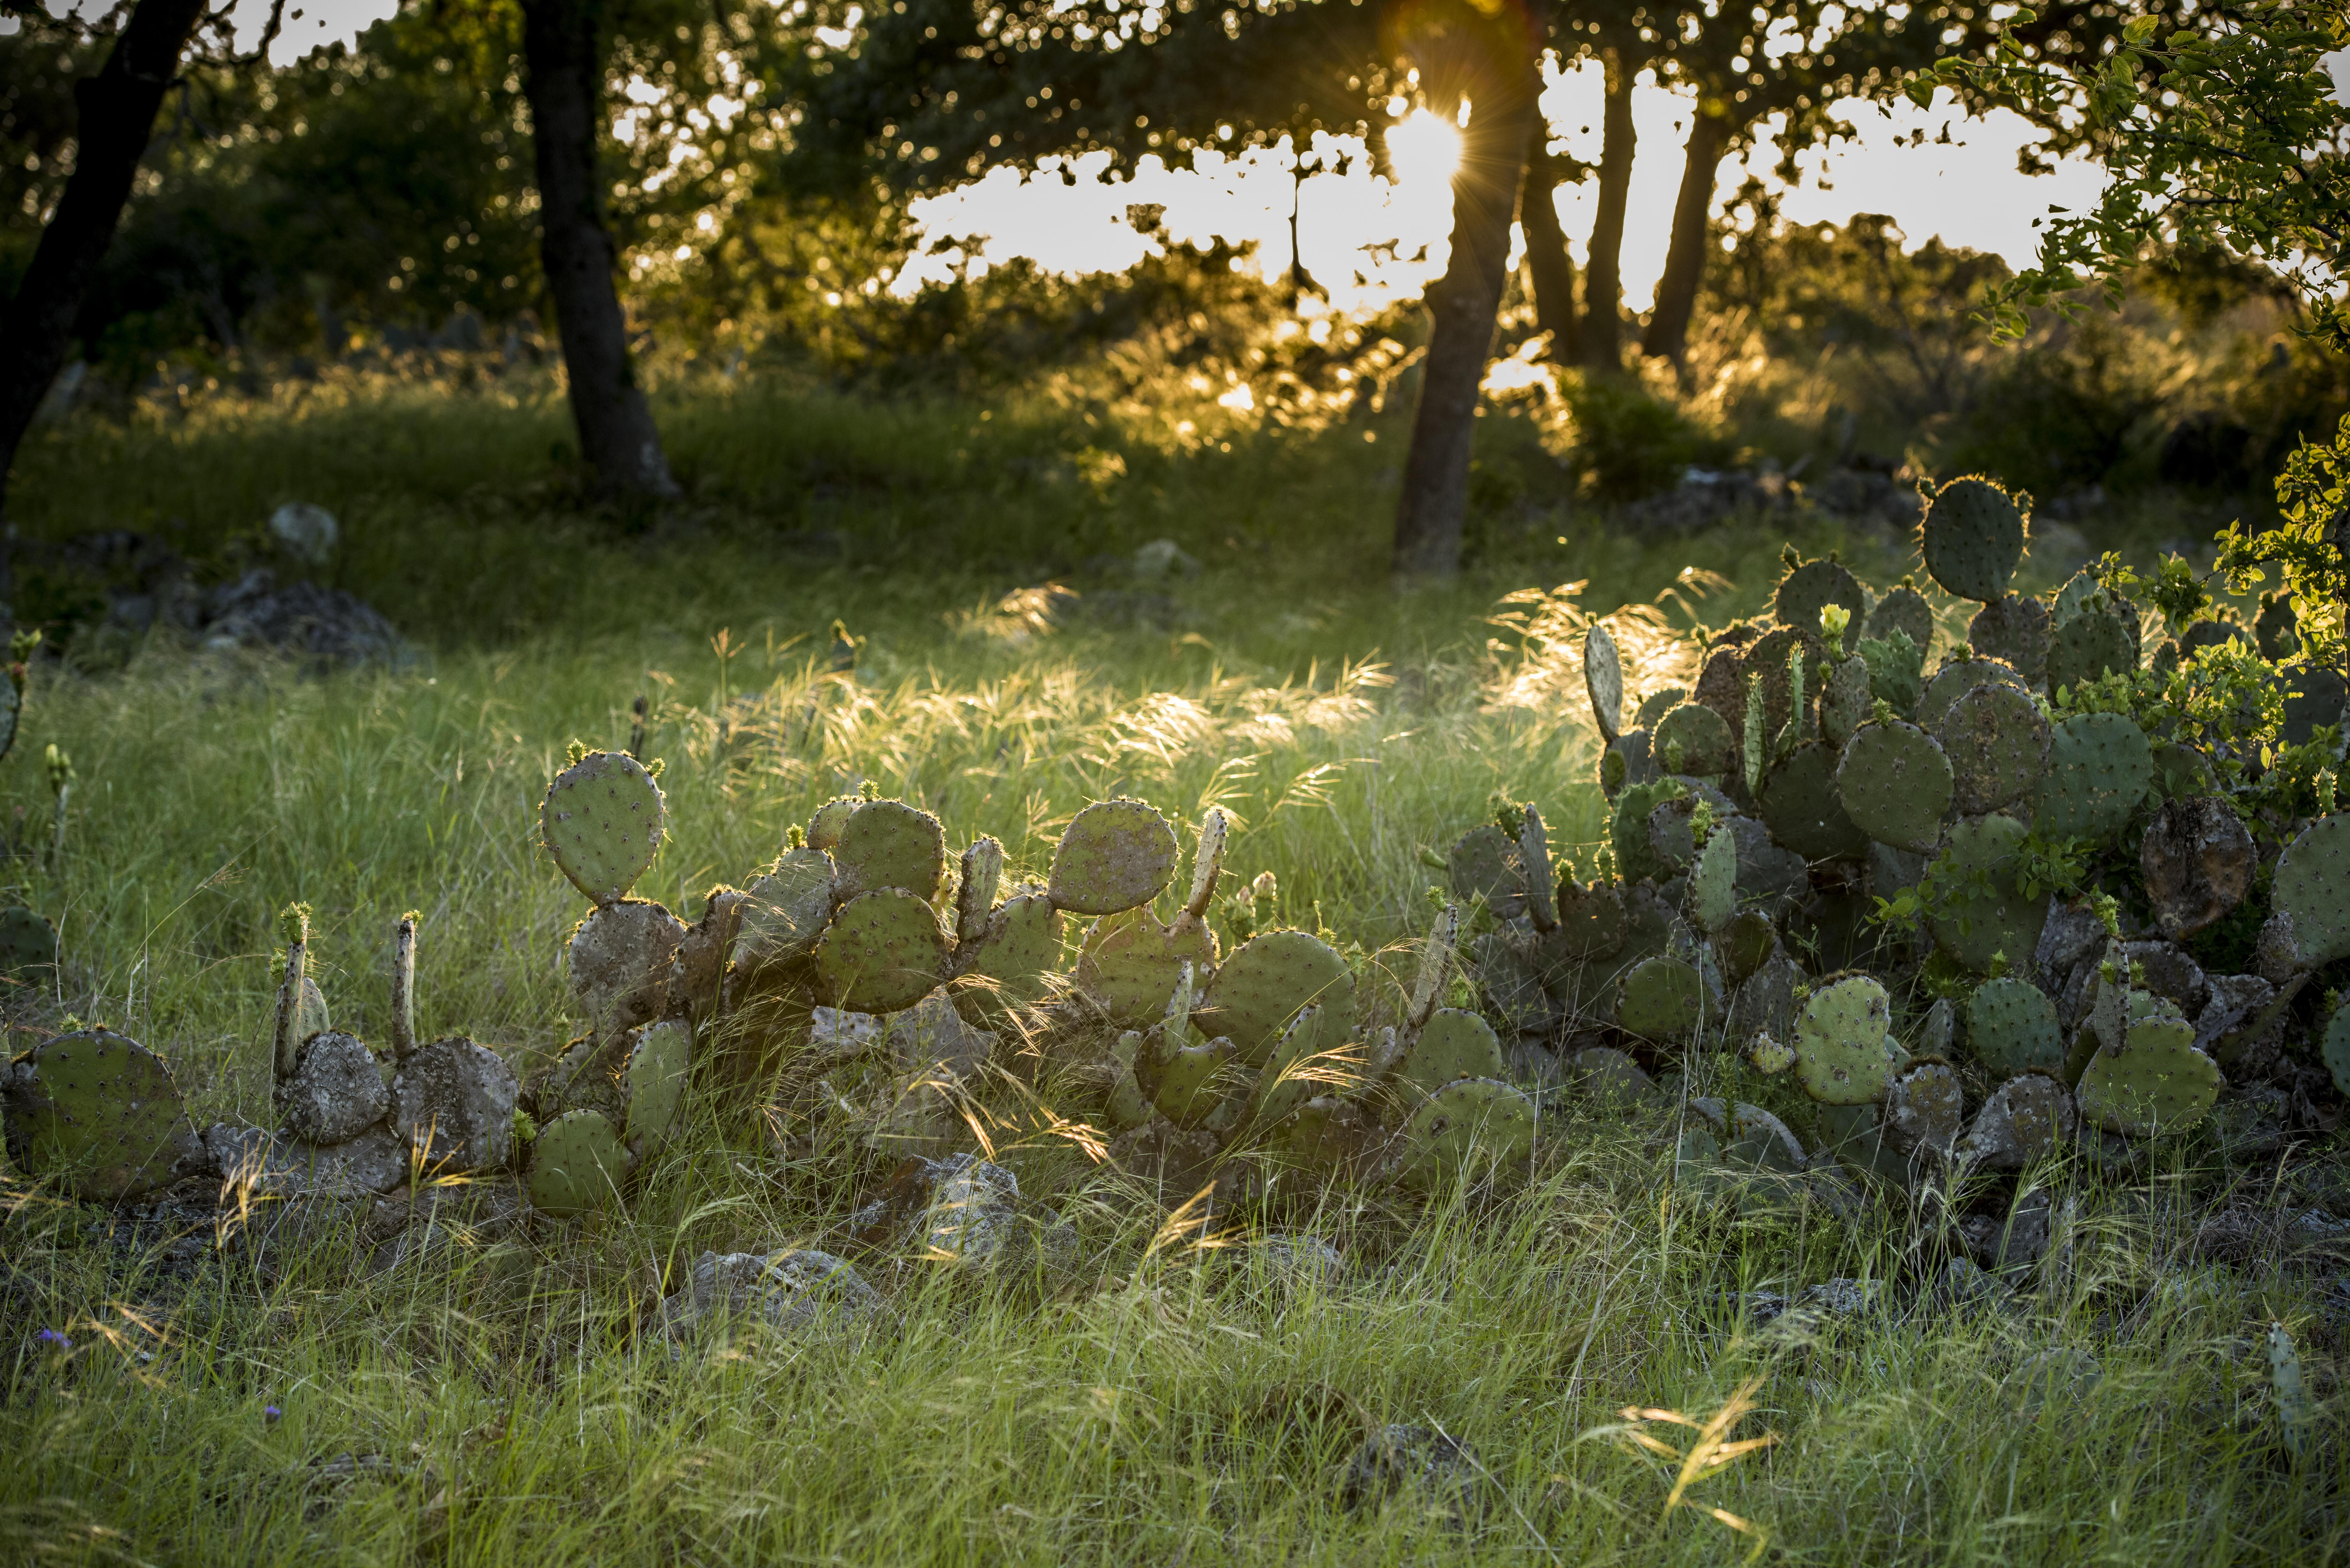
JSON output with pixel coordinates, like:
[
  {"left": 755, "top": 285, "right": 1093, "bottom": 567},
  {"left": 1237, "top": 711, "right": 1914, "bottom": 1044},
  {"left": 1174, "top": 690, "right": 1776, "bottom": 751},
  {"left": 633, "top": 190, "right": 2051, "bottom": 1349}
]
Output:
[
  {"left": 859, "top": 779, "right": 880, "bottom": 801},
  {"left": 786, "top": 823, "right": 807, "bottom": 849},
  {"left": 566, "top": 739, "right": 588, "bottom": 765},
  {"left": 644, "top": 757, "right": 665, "bottom": 778},
  {"left": 1819, "top": 602, "right": 1852, "bottom": 661}
]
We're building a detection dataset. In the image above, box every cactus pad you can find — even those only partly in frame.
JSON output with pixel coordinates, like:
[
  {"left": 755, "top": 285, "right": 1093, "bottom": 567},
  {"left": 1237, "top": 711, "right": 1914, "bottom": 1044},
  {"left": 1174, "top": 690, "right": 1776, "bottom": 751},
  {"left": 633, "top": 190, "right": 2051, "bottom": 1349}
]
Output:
[
  {"left": 2075, "top": 1014, "right": 2222, "bottom": 1136},
  {"left": 528, "top": 1108, "right": 628, "bottom": 1216},
  {"left": 831, "top": 798, "right": 947, "bottom": 902},
  {"left": 1247, "top": 1005, "right": 1328, "bottom": 1128},
  {"left": 389, "top": 1037, "right": 519, "bottom": 1172},
  {"left": 623, "top": 1018, "right": 693, "bottom": 1148},
  {"left": 0, "top": 906, "right": 57, "bottom": 978},
  {"left": 2031, "top": 712, "right": 2153, "bottom": 846},
  {"left": 1654, "top": 702, "right": 1735, "bottom": 778},
  {"left": 1961, "top": 1072, "right": 2076, "bottom": 1169},
  {"left": 1392, "top": 1077, "right": 1537, "bottom": 1190},
  {"left": 1821, "top": 654, "right": 1873, "bottom": 747},
  {"left": 1921, "top": 476, "right": 2025, "bottom": 601},
  {"left": 1966, "top": 594, "right": 2051, "bottom": 688},
  {"left": 954, "top": 891, "right": 1065, "bottom": 1024},
  {"left": 1149, "top": 1032, "right": 1239, "bottom": 1126},
  {"left": 1074, "top": 904, "right": 1214, "bottom": 1026},
  {"left": 1775, "top": 557, "right": 1870, "bottom": 635},
  {"left": 1866, "top": 584, "right": 1935, "bottom": 654},
  {"left": 1050, "top": 799, "right": 1178, "bottom": 916},
  {"left": 277, "top": 1030, "right": 390, "bottom": 1146},
  {"left": 1688, "top": 824, "right": 1739, "bottom": 933},
  {"left": 1446, "top": 823, "right": 1528, "bottom": 919},
  {"left": 805, "top": 796, "right": 859, "bottom": 850},
  {"left": 1201, "top": 929, "right": 1355, "bottom": 1067},
  {"left": 814, "top": 890, "right": 950, "bottom": 1014},
  {"left": 1759, "top": 742, "right": 1869, "bottom": 862},
  {"left": 2271, "top": 814, "right": 2350, "bottom": 970},
  {"left": 1600, "top": 731, "right": 1659, "bottom": 799},
  {"left": 1918, "top": 657, "right": 2026, "bottom": 731},
  {"left": 2, "top": 1029, "right": 187, "bottom": 1201},
  {"left": 541, "top": 750, "right": 666, "bottom": 904},
  {"left": 734, "top": 847, "right": 839, "bottom": 974},
  {"left": 1616, "top": 955, "right": 1704, "bottom": 1040},
  {"left": 1794, "top": 975, "right": 1899, "bottom": 1105},
  {"left": 1924, "top": 812, "right": 2049, "bottom": 974},
  {"left": 1967, "top": 976, "right": 2065, "bottom": 1076},
  {"left": 1884, "top": 1061, "right": 1964, "bottom": 1155},
  {"left": 568, "top": 898, "right": 685, "bottom": 1037},
  {"left": 1836, "top": 720, "right": 1954, "bottom": 851},
  {"left": 2046, "top": 609, "right": 2135, "bottom": 695},
  {"left": 1394, "top": 1008, "right": 1505, "bottom": 1096},
  {"left": 1743, "top": 625, "right": 1827, "bottom": 741},
  {"left": 2138, "top": 795, "right": 2254, "bottom": 941},
  {"left": 1937, "top": 681, "right": 2051, "bottom": 814},
  {"left": 1584, "top": 624, "right": 1623, "bottom": 743},
  {"left": 2322, "top": 999, "right": 2350, "bottom": 1099},
  {"left": 1550, "top": 878, "right": 1629, "bottom": 962}
]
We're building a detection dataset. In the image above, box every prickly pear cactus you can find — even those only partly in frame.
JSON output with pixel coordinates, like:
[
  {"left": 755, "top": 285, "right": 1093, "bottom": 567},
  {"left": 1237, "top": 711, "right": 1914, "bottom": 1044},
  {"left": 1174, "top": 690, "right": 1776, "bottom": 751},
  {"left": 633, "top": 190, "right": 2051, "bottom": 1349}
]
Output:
[
  {"left": 1758, "top": 743, "right": 1868, "bottom": 862},
  {"left": 2074, "top": 1014, "right": 2223, "bottom": 1137},
  {"left": 1836, "top": 719, "right": 1953, "bottom": 852},
  {"left": 1960, "top": 1071, "right": 2076, "bottom": 1169},
  {"left": 1446, "top": 823, "right": 1528, "bottom": 920},
  {"left": 956, "top": 891, "right": 1065, "bottom": 1025},
  {"left": 0, "top": 906, "right": 57, "bottom": 978},
  {"left": 2046, "top": 608, "right": 2135, "bottom": 695},
  {"left": 814, "top": 890, "right": 950, "bottom": 1014},
  {"left": 2272, "top": 1321, "right": 2315, "bottom": 1462},
  {"left": 528, "top": 1107, "right": 629, "bottom": 1217},
  {"left": 1794, "top": 975, "right": 1900, "bottom": 1105},
  {"left": 831, "top": 798, "right": 947, "bottom": 902},
  {"left": 1075, "top": 904, "right": 1214, "bottom": 1026},
  {"left": 1687, "top": 824, "right": 1738, "bottom": 933},
  {"left": 2138, "top": 795, "right": 2254, "bottom": 942},
  {"left": 1584, "top": 623, "right": 1623, "bottom": 744},
  {"left": 2031, "top": 712, "right": 2153, "bottom": 847},
  {"left": 806, "top": 796, "right": 859, "bottom": 850},
  {"left": 1391, "top": 1077, "right": 1537, "bottom": 1190},
  {"left": 277, "top": 1030, "right": 390, "bottom": 1146},
  {"left": 1150, "top": 1032, "right": 1239, "bottom": 1127},
  {"left": 1967, "top": 976, "right": 2066, "bottom": 1077},
  {"left": 541, "top": 750, "right": 666, "bottom": 904},
  {"left": 2322, "top": 998, "right": 2350, "bottom": 1100},
  {"left": 1654, "top": 702, "right": 1735, "bottom": 778},
  {"left": 568, "top": 898, "right": 686, "bottom": 1037},
  {"left": 1201, "top": 929, "right": 1355, "bottom": 1067},
  {"left": 1925, "top": 813, "right": 2049, "bottom": 975},
  {"left": 2, "top": 1029, "right": 189, "bottom": 1201},
  {"left": 1866, "top": 584, "right": 1935, "bottom": 656},
  {"left": 623, "top": 1018, "right": 693, "bottom": 1149},
  {"left": 1615, "top": 955, "right": 1704, "bottom": 1040},
  {"left": 1775, "top": 556, "right": 1870, "bottom": 636},
  {"left": 1246, "top": 1004, "right": 1326, "bottom": 1128},
  {"left": 2270, "top": 814, "right": 2350, "bottom": 971},
  {"left": 1918, "top": 657, "right": 2024, "bottom": 731},
  {"left": 1392, "top": 1009, "right": 1505, "bottom": 1096},
  {"left": 390, "top": 1036, "right": 520, "bottom": 1172},
  {"left": 1966, "top": 594, "right": 2051, "bottom": 688},
  {"left": 1937, "top": 681, "right": 2051, "bottom": 815},
  {"left": 1883, "top": 1060, "right": 1964, "bottom": 1155},
  {"left": 1049, "top": 799, "right": 1179, "bottom": 916},
  {"left": 1820, "top": 654, "right": 1873, "bottom": 748},
  {"left": 1920, "top": 476, "right": 2025, "bottom": 602},
  {"left": 733, "top": 847, "right": 839, "bottom": 976}
]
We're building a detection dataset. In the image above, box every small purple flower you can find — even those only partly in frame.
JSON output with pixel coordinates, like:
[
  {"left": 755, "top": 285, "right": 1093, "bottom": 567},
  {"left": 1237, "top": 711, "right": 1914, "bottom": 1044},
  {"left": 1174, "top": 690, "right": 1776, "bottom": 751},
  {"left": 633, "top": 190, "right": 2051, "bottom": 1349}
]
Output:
[
  {"left": 34, "top": 1329, "right": 69, "bottom": 1351},
  {"left": 265, "top": 1405, "right": 282, "bottom": 1422}
]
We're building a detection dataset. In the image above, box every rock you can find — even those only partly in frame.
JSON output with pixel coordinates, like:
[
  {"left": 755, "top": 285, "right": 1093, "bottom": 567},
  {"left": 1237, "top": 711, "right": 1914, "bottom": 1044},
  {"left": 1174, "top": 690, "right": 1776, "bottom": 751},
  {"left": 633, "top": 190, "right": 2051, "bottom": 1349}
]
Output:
[
  {"left": 1251, "top": 1233, "right": 1345, "bottom": 1288},
  {"left": 1960, "top": 1187, "right": 2054, "bottom": 1274},
  {"left": 1929, "top": 1255, "right": 2013, "bottom": 1315},
  {"left": 2034, "top": 900, "right": 2106, "bottom": 996},
  {"left": 2139, "top": 797, "right": 2255, "bottom": 940},
  {"left": 661, "top": 1248, "right": 882, "bottom": 1342},
  {"left": 1337, "top": 1423, "right": 1482, "bottom": 1519},
  {"left": 2121, "top": 940, "right": 2210, "bottom": 1017},
  {"left": 1715, "top": 1290, "right": 1791, "bottom": 1329},
  {"left": 1105, "top": 1116, "right": 1224, "bottom": 1202},
  {"left": 919, "top": 1155, "right": 1023, "bottom": 1261},
  {"left": 852, "top": 1152, "right": 1079, "bottom": 1282},
  {"left": 1129, "top": 538, "right": 1202, "bottom": 580},
  {"left": 363, "top": 1181, "right": 526, "bottom": 1274},
  {"left": 808, "top": 1006, "right": 885, "bottom": 1058},
  {"left": 275, "top": 1032, "right": 390, "bottom": 1146},
  {"left": 268, "top": 502, "right": 340, "bottom": 565},
  {"left": 203, "top": 1122, "right": 409, "bottom": 1197},
  {"left": 2194, "top": 1206, "right": 2350, "bottom": 1269},
  {"left": 390, "top": 1038, "right": 520, "bottom": 1172},
  {"left": 881, "top": 991, "right": 995, "bottom": 1078},
  {"left": 2206, "top": 1087, "right": 2291, "bottom": 1160},
  {"left": 1960, "top": 1074, "right": 2077, "bottom": 1171},
  {"left": 1795, "top": 1278, "right": 1877, "bottom": 1318},
  {"left": 199, "top": 570, "right": 412, "bottom": 666},
  {"left": 2194, "top": 974, "right": 2275, "bottom": 1056}
]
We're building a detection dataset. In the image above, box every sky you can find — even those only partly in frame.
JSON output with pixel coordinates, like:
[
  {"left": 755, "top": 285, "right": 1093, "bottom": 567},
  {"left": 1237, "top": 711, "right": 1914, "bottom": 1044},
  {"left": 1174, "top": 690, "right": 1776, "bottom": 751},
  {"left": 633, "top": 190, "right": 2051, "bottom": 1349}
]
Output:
[{"left": 9, "top": 0, "right": 2113, "bottom": 312}]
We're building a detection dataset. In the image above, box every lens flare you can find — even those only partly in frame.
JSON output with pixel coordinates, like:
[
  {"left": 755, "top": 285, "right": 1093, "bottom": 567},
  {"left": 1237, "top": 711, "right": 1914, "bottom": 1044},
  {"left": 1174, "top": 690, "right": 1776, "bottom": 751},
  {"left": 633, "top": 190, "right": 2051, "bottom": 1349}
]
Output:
[{"left": 1385, "top": 110, "right": 1464, "bottom": 192}]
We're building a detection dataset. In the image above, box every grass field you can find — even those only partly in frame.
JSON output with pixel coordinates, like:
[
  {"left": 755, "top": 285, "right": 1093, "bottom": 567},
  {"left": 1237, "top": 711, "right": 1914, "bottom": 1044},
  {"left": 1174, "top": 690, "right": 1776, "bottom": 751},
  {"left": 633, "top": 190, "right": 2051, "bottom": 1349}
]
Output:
[{"left": 2, "top": 372, "right": 2342, "bottom": 1564}]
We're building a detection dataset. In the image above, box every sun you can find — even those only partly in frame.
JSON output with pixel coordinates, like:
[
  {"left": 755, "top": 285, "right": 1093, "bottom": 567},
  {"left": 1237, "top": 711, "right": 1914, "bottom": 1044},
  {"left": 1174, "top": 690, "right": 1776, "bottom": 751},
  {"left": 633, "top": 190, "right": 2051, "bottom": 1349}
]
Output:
[{"left": 1385, "top": 109, "right": 1464, "bottom": 193}]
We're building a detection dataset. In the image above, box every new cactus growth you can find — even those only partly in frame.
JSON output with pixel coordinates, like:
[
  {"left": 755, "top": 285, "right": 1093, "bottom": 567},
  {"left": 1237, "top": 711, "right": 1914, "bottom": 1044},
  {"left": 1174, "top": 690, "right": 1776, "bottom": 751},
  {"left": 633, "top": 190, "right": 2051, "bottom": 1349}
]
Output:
[
  {"left": 956, "top": 837, "right": 1005, "bottom": 944},
  {"left": 1920, "top": 476, "right": 2025, "bottom": 602},
  {"left": 541, "top": 750, "right": 666, "bottom": 904},
  {"left": 390, "top": 912, "right": 418, "bottom": 1063},
  {"left": 1836, "top": 719, "right": 1954, "bottom": 852},
  {"left": 1048, "top": 798, "right": 1179, "bottom": 916},
  {"left": 2, "top": 1029, "right": 190, "bottom": 1201}
]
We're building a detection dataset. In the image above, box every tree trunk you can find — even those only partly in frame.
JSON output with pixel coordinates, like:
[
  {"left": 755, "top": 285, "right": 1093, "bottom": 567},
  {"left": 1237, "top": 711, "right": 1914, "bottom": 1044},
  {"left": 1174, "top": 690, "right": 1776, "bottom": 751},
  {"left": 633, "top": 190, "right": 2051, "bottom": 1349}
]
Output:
[
  {"left": 1390, "top": 83, "right": 1537, "bottom": 578},
  {"left": 1520, "top": 144, "right": 1582, "bottom": 364},
  {"left": 521, "top": 0, "right": 680, "bottom": 500},
  {"left": 0, "top": 0, "right": 209, "bottom": 605},
  {"left": 1581, "top": 49, "right": 1638, "bottom": 372},
  {"left": 1641, "top": 108, "right": 1733, "bottom": 366}
]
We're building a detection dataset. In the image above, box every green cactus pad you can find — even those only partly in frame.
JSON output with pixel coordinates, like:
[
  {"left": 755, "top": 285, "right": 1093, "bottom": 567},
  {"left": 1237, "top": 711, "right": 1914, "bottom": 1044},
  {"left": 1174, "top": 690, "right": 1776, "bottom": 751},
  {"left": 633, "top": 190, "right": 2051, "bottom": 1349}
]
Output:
[
  {"left": 1867, "top": 585, "right": 1935, "bottom": 655},
  {"left": 1616, "top": 955, "right": 1704, "bottom": 1040},
  {"left": 1858, "top": 629, "right": 1927, "bottom": 721},
  {"left": 1446, "top": 823, "right": 1528, "bottom": 919},
  {"left": 2, "top": 1029, "right": 187, "bottom": 1202},
  {"left": 1550, "top": 878, "right": 1629, "bottom": 964},
  {"left": 2075, "top": 1015, "right": 2223, "bottom": 1137},
  {"left": 1814, "top": 1100, "right": 1916, "bottom": 1190},
  {"left": 1884, "top": 1061, "right": 1965, "bottom": 1154},
  {"left": 2321, "top": 1000, "right": 2350, "bottom": 1100},
  {"left": 528, "top": 1108, "right": 628, "bottom": 1216},
  {"left": 1795, "top": 975, "right": 1899, "bottom": 1105},
  {"left": 1392, "top": 1077, "right": 1538, "bottom": 1190},
  {"left": 1836, "top": 720, "right": 1954, "bottom": 852},
  {"left": 1921, "top": 476, "right": 2025, "bottom": 601},
  {"left": 2031, "top": 712, "right": 2154, "bottom": 846},
  {"left": 1049, "top": 799, "right": 1179, "bottom": 916},
  {"left": 1688, "top": 825, "right": 1739, "bottom": 933},
  {"left": 1821, "top": 654, "right": 1873, "bottom": 748},
  {"left": 1962, "top": 1072, "right": 2076, "bottom": 1169},
  {"left": 623, "top": 1018, "right": 692, "bottom": 1148},
  {"left": 1938, "top": 681, "right": 2051, "bottom": 814},
  {"left": 1600, "top": 731, "right": 1659, "bottom": 800},
  {"left": 734, "top": 847, "right": 838, "bottom": 973},
  {"left": 1584, "top": 624, "right": 1624, "bottom": 744},
  {"left": 1071, "top": 905, "right": 1213, "bottom": 1026},
  {"left": 1753, "top": 743, "right": 1861, "bottom": 862},
  {"left": 1917, "top": 657, "right": 2026, "bottom": 731},
  {"left": 1774, "top": 557, "right": 1870, "bottom": 635},
  {"left": 830, "top": 799, "right": 947, "bottom": 902},
  {"left": 956, "top": 836, "right": 1005, "bottom": 943},
  {"left": 1967, "top": 976, "right": 2066, "bottom": 1076},
  {"left": 805, "top": 796, "right": 859, "bottom": 850},
  {"left": 540, "top": 750, "right": 666, "bottom": 904},
  {"left": 813, "top": 890, "right": 950, "bottom": 1014},
  {"left": 1966, "top": 595, "right": 2051, "bottom": 688},
  {"left": 1654, "top": 702, "right": 1735, "bottom": 778},
  {"left": 1149, "top": 1033, "right": 1239, "bottom": 1127},
  {"left": 1743, "top": 625, "right": 1827, "bottom": 742},
  {"left": 1200, "top": 929, "right": 1355, "bottom": 1067},
  {"left": 954, "top": 891, "right": 1065, "bottom": 1025},
  {"left": 567, "top": 898, "right": 685, "bottom": 1037},
  {"left": 1394, "top": 1008, "right": 1505, "bottom": 1096},
  {"left": 2046, "top": 609, "right": 2135, "bottom": 696},
  {"left": 2271, "top": 814, "right": 2350, "bottom": 970},
  {"left": 293, "top": 976, "right": 330, "bottom": 1047},
  {"left": 0, "top": 907, "right": 57, "bottom": 978},
  {"left": 1247, "top": 1005, "right": 1328, "bottom": 1128},
  {"left": 1105, "top": 1032, "right": 1154, "bottom": 1128},
  {"left": 1924, "top": 813, "right": 2049, "bottom": 974},
  {"left": 1718, "top": 910, "right": 1778, "bottom": 987}
]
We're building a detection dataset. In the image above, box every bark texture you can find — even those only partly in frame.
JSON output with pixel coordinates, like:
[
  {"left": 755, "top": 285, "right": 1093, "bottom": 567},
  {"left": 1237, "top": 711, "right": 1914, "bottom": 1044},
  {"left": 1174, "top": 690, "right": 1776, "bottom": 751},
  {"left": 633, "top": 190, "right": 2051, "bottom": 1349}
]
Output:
[
  {"left": 1579, "top": 49, "right": 1639, "bottom": 372},
  {"left": 1520, "top": 144, "right": 1582, "bottom": 365},
  {"left": 0, "top": 0, "right": 210, "bottom": 601},
  {"left": 1641, "top": 109, "right": 1734, "bottom": 365},
  {"left": 522, "top": 0, "right": 680, "bottom": 499}
]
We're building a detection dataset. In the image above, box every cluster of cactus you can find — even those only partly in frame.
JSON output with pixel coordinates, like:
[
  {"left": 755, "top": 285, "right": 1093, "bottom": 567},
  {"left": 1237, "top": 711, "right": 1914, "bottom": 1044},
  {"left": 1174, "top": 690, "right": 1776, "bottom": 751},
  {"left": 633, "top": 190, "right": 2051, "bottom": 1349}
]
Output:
[{"left": 1447, "top": 473, "right": 2348, "bottom": 1197}]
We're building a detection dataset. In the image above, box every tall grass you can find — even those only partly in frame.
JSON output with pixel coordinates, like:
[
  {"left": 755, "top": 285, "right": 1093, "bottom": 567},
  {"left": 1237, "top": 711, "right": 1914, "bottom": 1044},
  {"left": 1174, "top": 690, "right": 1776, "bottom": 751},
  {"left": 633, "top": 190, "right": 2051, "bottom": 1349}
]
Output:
[{"left": 1, "top": 375, "right": 2337, "bottom": 1564}]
